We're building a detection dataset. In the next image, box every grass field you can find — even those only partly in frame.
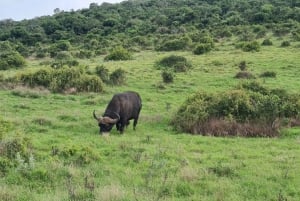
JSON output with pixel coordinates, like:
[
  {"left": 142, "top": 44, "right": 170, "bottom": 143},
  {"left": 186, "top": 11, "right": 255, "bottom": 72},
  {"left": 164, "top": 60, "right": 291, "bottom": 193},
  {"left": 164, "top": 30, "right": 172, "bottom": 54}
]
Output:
[{"left": 1, "top": 37, "right": 300, "bottom": 201}]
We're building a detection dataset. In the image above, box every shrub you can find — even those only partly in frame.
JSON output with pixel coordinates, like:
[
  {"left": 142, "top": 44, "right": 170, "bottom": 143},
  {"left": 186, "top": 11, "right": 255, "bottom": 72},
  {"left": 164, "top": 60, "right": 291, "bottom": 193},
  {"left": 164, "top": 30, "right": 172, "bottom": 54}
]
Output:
[
  {"left": 156, "top": 55, "right": 192, "bottom": 72},
  {"left": 235, "top": 71, "right": 255, "bottom": 79},
  {"left": 281, "top": 41, "right": 291, "bottom": 47},
  {"left": 193, "top": 43, "right": 212, "bottom": 55},
  {"left": 109, "top": 68, "right": 126, "bottom": 85},
  {"left": 95, "top": 65, "right": 110, "bottom": 83},
  {"left": 242, "top": 41, "right": 260, "bottom": 52},
  {"left": 171, "top": 85, "right": 300, "bottom": 137},
  {"left": 0, "top": 51, "right": 26, "bottom": 70},
  {"left": 238, "top": 61, "right": 247, "bottom": 71},
  {"left": 161, "top": 70, "right": 174, "bottom": 83},
  {"left": 261, "top": 39, "right": 273, "bottom": 46},
  {"left": 17, "top": 67, "right": 104, "bottom": 93},
  {"left": 260, "top": 71, "right": 276, "bottom": 78},
  {"left": 104, "top": 46, "right": 132, "bottom": 61},
  {"left": 236, "top": 41, "right": 260, "bottom": 52},
  {"left": 157, "top": 37, "right": 191, "bottom": 51}
]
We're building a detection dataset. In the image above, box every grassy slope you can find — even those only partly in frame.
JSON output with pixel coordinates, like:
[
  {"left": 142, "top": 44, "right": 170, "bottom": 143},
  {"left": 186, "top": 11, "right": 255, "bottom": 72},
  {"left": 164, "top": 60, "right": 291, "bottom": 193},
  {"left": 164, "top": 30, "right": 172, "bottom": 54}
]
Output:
[{"left": 1, "top": 38, "right": 300, "bottom": 200}]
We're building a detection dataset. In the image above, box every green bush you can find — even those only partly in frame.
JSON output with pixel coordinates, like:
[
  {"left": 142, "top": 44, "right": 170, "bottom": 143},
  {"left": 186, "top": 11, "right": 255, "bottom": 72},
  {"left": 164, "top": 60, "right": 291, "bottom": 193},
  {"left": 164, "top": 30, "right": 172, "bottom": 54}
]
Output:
[
  {"left": 156, "top": 55, "right": 192, "bottom": 72},
  {"left": 236, "top": 41, "right": 260, "bottom": 52},
  {"left": 17, "top": 67, "right": 104, "bottom": 93},
  {"left": 157, "top": 37, "right": 191, "bottom": 51},
  {"left": 281, "top": 41, "right": 291, "bottom": 47},
  {"left": 260, "top": 71, "right": 277, "bottom": 78},
  {"left": 109, "top": 68, "right": 126, "bottom": 85},
  {"left": 193, "top": 43, "right": 213, "bottom": 55},
  {"left": 95, "top": 65, "right": 110, "bottom": 83},
  {"left": 104, "top": 46, "right": 132, "bottom": 61},
  {"left": 235, "top": 71, "right": 255, "bottom": 79},
  {"left": 161, "top": 70, "right": 174, "bottom": 83},
  {"left": 261, "top": 39, "right": 273, "bottom": 46},
  {"left": 172, "top": 84, "right": 300, "bottom": 137},
  {"left": 0, "top": 51, "right": 26, "bottom": 70}
]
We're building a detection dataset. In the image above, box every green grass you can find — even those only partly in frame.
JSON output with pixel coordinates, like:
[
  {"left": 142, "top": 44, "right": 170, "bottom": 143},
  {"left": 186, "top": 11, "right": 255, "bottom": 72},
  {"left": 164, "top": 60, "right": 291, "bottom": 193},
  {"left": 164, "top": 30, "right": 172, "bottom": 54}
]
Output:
[{"left": 1, "top": 37, "right": 300, "bottom": 200}]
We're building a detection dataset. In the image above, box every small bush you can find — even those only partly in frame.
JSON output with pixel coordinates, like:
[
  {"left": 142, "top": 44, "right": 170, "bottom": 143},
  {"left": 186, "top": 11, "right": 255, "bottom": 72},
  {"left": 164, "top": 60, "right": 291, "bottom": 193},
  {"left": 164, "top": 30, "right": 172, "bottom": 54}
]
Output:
[
  {"left": 95, "top": 65, "right": 110, "bottom": 83},
  {"left": 235, "top": 71, "right": 255, "bottom": 79},
  {"left": 109, "top": 68, "right": 126, "bottom": 85},
  {"left": 161, "top": 71, "right": 174, "bottom": 83},
  {"left": 156, "top": 55, "right": 192, "bottom": 72},
  {"left": 193, "top": 43, "right": 213, "bottom": 55},
  {"left": 236, "top": 41, "right": 260, "bottom": 52},
  {"left": 104, "top": 46, "right": 132, "bottom": 61},
  {"left": 261, "top": 39, "right": 273, "bottom": 46},
  {"left": 0, "top": 51, "right": 26, "bottom": 70},
  {"left": 157, "top": 37, "right": 191, "bottom": 51},
  {"left": 238, "top": 61, "right": 247, "bottom": 71},
  {"left": 281, "top": 41, "right": 291, "bottom": 47},
  {"left": 17, "top": 67, "right": 104, "bottom": 93},
  {"left": 260, "top": 71, "right": 276, "bottom": 78}
]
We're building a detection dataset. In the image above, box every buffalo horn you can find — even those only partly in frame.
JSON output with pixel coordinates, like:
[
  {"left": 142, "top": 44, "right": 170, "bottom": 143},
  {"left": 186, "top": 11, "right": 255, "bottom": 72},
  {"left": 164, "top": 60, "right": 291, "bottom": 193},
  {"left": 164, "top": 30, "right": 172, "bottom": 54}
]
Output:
[
  {"left": 102, "top": 117, "right": 119, "bottom": 124},
  {"left": 93, "top": 110, "right": 102, "bottom": 121}
]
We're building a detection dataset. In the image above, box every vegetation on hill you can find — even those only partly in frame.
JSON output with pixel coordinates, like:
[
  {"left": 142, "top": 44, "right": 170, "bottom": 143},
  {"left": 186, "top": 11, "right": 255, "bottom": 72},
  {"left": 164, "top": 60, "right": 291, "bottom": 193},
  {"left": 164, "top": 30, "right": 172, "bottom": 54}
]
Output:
[{"left": 0, "top": 0, "right": 299, "bottom": 58}]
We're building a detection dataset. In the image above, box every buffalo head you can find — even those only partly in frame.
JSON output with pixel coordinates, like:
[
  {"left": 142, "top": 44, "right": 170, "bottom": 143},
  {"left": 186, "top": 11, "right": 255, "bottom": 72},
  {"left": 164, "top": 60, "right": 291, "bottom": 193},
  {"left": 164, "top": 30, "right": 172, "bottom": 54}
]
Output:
[{"left": 93, "top": 110, "right": 119, "bottom": 134}]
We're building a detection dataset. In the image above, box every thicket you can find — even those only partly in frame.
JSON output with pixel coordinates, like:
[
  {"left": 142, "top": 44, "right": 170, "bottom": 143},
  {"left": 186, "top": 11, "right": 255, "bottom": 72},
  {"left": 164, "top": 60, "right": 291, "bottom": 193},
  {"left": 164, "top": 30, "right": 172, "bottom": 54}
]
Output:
[
  {"left": 0, "top": 41, "right": 26, "bottom": 70},
  {"left": 104, "top": 46, "right": 132, "bottom": 61},
  {"left": 16, "top": 67, "right": 103, "bottom": 93},
  {"left": 172, "top": 82, "right": 300, "bottom": 137},
  {"left": 156, "top": 55, "right": 192, "bottom": 73}
]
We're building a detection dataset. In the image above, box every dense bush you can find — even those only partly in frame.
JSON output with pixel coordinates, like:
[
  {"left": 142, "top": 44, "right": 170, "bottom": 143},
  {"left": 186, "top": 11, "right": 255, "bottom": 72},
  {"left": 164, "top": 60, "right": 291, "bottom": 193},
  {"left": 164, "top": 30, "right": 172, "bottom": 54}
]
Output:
[
  {"left": 193, "top": 43, "right": 213, "bottom": 55},
  {"left": 109, "top": 68, "right": 126, "bottom": 85},
  {"left": 172, "top": 83, "right": 300, "bottom": 137},
  {"left": 156, "top": 55, "right": 192, "bottom": 72},
  {"left": 0, "top": 51, "right": 26, "bottom": 70},
  {"left": 261, "top": 39, "right": 273, "bottom": 46},
  {"left": 281, "top": 41, "right": 291, "bottom": 47},
  {"left": 236, "top": 41, "right": 260, "bottom": 52},
  {"left": 95, "top": 65, "right": 110, "bottom": 83},
  {"left": 104, "top": 46, "right": 132, "bottom": 61},
  {"left": 260, "top": 71, "right": 277, "bottom": 78},
  {"left": 161, "top": 70, "right": 174, "bottom": 83},
  {"left": 235, "top": 71, "right": 255, "bottom": 79},
  {"left": 157, "top": 37, "right": 191, "bottom": 51},
  {"left": 17, "top": 67, "right": 103, "bottom": 93}
]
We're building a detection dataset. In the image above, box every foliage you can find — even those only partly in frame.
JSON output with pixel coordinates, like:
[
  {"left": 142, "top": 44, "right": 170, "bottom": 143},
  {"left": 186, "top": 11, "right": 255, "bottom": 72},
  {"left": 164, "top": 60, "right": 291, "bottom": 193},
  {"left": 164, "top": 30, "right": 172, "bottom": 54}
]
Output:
[
  {"left": 109, "top": 68, "right": 126, "bottom": 85},
  {"left": 260, "top": 71, "right": 277, "bottom": 78},
  {"left": 157, "top": 37, "right": 191, "bottom": 51},
  {"left": 235, "top": 71, "right": 255, "bottom": 79},
  {"left": 156, "top": 55, "right": 192, "bottom": 72},
  {"left": 95, "top": 65, "right": 110, "bottom": 84},
  {"left": 281, "top": 41, "right": 291, "bottom": 47},
  {"left": 0, "top": 42, "right": 26, "bottom": 70},
  {"left": 262, "top": 38, "right": 273, "bottom": 46},
  {"left": 0, "top": 0, "right": 298, "bottom": 56},
  {"left": 161, "top": 70, "right": 174, "bottom": 83},
  {"left": 237, "top": 41, "right": 261, "bottom": 52},
  {"left": 172, "top": 83, "right": 300, "bottom": 136},
  {"left": 104, "top": 46, "right": 132, "bottom": 61},
  {"left": 193, "top": 43, "right": 213, "bottom": 55},
  {"left": 17, "top": 67, "right": 103, "bottom": 93}
]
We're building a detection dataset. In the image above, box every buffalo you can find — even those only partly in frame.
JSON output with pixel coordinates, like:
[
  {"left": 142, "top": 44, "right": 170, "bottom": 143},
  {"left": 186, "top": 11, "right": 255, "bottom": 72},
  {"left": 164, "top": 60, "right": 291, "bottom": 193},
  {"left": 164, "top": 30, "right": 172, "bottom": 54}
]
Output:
[{"left": 93, "top": 91, "right": 142, "bottom": 134}]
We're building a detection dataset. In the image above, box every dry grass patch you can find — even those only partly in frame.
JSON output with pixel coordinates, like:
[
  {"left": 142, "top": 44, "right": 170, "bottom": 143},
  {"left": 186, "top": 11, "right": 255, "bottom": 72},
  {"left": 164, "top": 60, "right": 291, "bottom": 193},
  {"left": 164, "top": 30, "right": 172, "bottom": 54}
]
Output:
[{"left": 95, "top": 184, "right": 125, "bottom": 201}]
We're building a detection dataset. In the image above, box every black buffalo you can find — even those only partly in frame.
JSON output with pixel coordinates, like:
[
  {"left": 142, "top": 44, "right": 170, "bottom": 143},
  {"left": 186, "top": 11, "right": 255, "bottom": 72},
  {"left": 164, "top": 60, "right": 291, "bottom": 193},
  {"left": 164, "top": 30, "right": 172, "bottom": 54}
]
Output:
[{"left": 93, "top": 91, "right": 142, "bottom": 134}]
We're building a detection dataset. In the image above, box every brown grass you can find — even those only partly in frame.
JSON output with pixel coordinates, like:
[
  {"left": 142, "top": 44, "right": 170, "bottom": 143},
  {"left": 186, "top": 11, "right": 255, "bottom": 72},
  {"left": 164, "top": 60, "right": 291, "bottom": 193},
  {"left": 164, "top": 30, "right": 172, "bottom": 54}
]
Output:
[{"left": 188, "top": 118, "right": 280, "bottom": 137}]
